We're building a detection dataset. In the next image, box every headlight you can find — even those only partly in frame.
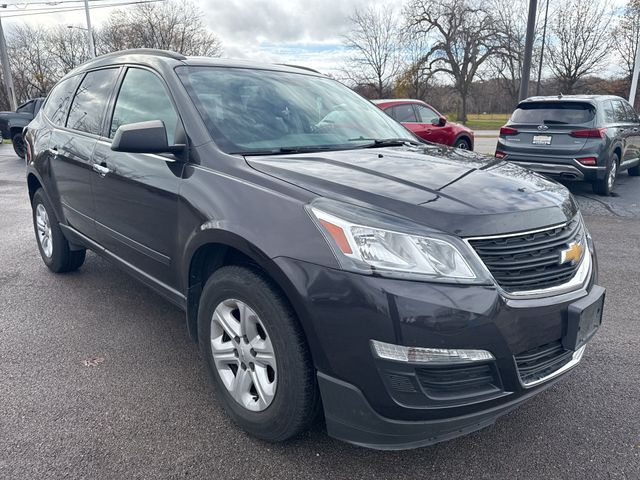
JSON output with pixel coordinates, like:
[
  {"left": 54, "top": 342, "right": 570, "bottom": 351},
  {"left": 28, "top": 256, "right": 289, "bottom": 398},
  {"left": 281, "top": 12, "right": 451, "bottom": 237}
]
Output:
[{"left": 309, "top": 207, "right": 479, "bottom": 281}]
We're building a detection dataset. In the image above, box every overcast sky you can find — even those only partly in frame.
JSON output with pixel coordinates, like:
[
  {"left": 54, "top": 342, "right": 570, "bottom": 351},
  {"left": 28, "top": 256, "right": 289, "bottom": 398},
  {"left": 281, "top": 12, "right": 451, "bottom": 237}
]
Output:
[{"left": 1, "top": 0, "right": 630, "bottom": 75}]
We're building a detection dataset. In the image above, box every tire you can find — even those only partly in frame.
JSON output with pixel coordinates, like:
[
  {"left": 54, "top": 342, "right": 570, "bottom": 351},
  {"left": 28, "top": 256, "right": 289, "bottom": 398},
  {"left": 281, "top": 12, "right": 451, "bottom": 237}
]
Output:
[
  {"left": 12, "top": 133, "right": 25, "bottom": 159},
  {"left": 454, "top": 137, "right": 471, "bottom": 150},
  {"left": 198, "top": 265, "right": 319, "bottom": 442},
  {"left": 593, "top": 153, "right": 619, "bottom": 196},
  {"left": 32, "top": 188, "right": 86, "bottom": 273},
  {"left": 629, "top": 164, "right": 640, "bottom": 176}
]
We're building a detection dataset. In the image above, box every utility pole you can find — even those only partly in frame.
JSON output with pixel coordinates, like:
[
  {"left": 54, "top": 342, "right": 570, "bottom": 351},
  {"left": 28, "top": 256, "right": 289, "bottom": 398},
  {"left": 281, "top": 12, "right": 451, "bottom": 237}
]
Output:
[
  {"left": 536, "top": 0, "right": 550, "bottom": 96},
  {"left": 629, "top": 39, "right": 640, "bottom": 107},
  {"left": 83, "top": 0, "right": 96, "bottom": 58},
  {"left": 0, "top": 15, "right": 17, "bottom": 110},
  {"left": 519, "top": 0, "right": 538, "bottom": 101}
]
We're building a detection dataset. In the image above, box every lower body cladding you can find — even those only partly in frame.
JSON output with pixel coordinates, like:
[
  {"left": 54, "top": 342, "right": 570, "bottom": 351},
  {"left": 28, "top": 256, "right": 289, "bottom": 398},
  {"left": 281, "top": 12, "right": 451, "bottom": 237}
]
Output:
[{"left": 275, "top": 255, "right": 604, "bottom": 450}]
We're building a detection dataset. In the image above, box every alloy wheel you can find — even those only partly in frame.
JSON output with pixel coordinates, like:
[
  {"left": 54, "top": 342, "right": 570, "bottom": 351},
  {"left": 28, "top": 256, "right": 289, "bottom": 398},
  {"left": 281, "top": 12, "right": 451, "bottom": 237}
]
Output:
[
  {"left": 210, "top": 298, "right": 277, "bottom": 411},
  {"left": 35, "top": 203, "right": 53, "bottom": 258}
]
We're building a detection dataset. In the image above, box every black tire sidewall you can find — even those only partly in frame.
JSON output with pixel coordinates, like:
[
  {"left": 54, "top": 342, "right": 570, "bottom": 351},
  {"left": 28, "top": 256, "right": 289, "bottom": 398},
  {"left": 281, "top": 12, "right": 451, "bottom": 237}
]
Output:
[
  {"left": 455, "top": 137, "right": 470, "bottom": 150},
  {"left": 197, "top": 266, "right": 316, "bottom": 441},
  {"left": 12, "top": 133, "right": 25, "bottom": 158},
  {"left": 594, "top": 153, "right": 618, "bottom": 196}
]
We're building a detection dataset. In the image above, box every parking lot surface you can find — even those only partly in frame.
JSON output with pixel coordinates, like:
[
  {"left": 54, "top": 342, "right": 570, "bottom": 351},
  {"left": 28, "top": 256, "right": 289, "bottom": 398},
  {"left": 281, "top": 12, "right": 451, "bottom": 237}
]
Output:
[{"left": 1, "top": 144, "right": 639, "bottom": 479}]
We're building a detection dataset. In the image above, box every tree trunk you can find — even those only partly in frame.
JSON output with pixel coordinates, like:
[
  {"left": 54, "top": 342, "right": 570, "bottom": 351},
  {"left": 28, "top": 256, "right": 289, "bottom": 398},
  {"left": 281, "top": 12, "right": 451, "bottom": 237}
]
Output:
[{"left": 460, "top": 94, "right": 468, "bottom": 124}]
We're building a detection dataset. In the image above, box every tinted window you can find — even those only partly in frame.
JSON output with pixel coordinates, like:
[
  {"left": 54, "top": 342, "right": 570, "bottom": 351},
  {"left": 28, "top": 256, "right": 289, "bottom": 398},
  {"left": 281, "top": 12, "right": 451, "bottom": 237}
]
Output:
[
  {"left": 110, "top": 68, "right": 179, "bottom": 144},
  {"left": 43, "top": 76, "right": 81, "bottom": 126},
  {"left": 415, "top": 105, "right": 439, "bottom": 123},
  {"left": 67, "top": 68, "right": 119, "bottom": 135},
  {"left": 511, "top": 102, "right": 595, "bottom": 125},
  {"left": 611, "top": 100, "right": 627, "bottom": 123},
  {"left": 176, "top": 66, "right": 410, "bottom": 154},
  {"left": 622, "top": 101, "right": 639, "bottom": 123},
  {"left": 390, "top": 104, "right": 418, "bottom": 123},
  {"left": 17, "top": 101, "right": 34, "bottom": 114},
  {"left": 603, "top": 101, "right": 615, "bottom": 123}
]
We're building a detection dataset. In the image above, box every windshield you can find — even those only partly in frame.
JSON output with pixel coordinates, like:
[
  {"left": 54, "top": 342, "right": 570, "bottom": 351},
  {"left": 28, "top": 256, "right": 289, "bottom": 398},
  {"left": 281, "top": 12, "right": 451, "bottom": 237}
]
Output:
[
  {"left": 176, "top": 66, "right": 414, "bottom": 154},
  {"left": 510, "top": 102, "right": 596, "bottom": 125}
]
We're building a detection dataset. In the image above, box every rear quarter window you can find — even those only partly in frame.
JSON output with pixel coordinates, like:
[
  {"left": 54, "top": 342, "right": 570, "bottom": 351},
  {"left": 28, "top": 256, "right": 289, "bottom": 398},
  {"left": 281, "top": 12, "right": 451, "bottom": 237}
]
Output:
[{"left": 511, "top": 102, "right": 596, "bottom": 125}]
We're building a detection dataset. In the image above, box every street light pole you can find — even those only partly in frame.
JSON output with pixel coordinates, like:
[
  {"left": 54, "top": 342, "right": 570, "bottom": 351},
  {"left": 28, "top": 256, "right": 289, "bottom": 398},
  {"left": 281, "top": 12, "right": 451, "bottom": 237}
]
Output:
[
  {"left": 629, "top": 39, "right": 640, "bottom": 107},
  {"left": 536, "top": 0, "right": 550, "bottom": 96},
  {"left": 0, "top": 16, "right": 17, "bottom": 110},
  {"left": 519, "top": 0, "right": 538, "bottom": 101},
  {"left": 82, "top": 0, "right": 95, "bottom": 57}
]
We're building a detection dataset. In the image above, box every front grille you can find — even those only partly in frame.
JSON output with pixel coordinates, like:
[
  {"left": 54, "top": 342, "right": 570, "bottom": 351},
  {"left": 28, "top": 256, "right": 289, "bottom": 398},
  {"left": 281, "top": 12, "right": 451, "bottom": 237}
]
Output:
[
  {"left": 514, "top": 340, "right": 573, "bottom": 385},
  {"left": 468, "top": 217, "right": 584, "bottom": 292}
]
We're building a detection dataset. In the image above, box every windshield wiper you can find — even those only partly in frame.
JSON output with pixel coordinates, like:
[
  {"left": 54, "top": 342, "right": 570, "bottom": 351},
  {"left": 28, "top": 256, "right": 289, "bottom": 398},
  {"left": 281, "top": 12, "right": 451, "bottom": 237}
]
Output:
[{"left": 349, "top": 137, "right": 423, "bottom": 148}]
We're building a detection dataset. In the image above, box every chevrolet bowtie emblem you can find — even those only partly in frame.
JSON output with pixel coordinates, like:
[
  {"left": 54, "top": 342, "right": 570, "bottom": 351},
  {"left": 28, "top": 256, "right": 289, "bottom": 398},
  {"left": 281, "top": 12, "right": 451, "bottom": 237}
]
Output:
[{"left": 559, "top": 241, "right": 584, "bottom": 265}]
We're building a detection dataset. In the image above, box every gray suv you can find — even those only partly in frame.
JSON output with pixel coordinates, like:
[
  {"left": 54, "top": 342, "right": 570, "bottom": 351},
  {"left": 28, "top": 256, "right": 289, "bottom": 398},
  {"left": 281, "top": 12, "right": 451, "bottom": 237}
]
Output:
[{"left": 496, "top": 95, "right": 640, "bottom": 195}]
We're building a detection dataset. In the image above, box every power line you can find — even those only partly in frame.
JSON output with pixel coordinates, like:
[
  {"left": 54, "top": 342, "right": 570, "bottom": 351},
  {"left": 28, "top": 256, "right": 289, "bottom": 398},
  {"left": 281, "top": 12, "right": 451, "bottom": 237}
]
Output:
[{"left": 0, "top": 0, "right": 163, "bottom": 17}]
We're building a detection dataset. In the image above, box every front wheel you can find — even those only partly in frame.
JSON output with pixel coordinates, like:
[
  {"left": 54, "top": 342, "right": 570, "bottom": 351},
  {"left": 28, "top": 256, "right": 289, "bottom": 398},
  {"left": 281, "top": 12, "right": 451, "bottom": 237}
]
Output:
[
  {"left": 12, "top": 133, "right": 25, "bottom": 159},
  {"left": 32, "top": 189, "right": 86, "bottom": 273},
  {"left": 454, "top": 137, "right": 471, "bottom": 150},
  {"left": 198, "top": 266, "right": 319, "bottom": 442},
  {"left": 593, "top": 154, "right": 618, "bottom": 196}
]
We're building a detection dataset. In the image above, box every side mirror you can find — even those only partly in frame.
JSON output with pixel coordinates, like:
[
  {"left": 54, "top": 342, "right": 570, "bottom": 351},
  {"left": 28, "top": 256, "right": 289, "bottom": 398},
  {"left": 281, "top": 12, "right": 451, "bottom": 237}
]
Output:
[
  {"left": 432, "top": 116, "right": 446, "bottom": 127},
  {"left": 111, "top": 120, "right": 181, "bottom": 154}
]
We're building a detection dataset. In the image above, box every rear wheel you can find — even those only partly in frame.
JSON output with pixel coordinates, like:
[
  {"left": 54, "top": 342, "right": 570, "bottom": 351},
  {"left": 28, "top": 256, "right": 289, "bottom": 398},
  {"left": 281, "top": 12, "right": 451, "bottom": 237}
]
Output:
[
  {"left": 593, "top": 154, "right": 618, "bottom": 196},
  {"left": 198, "top": 266, "right": 319, "bottom": 442},
  {"left": 32, "top": 189, "right": 86, "bottom": 273},
  {"left": 12, "top": 133, "right": 25, "bottom": 159}
]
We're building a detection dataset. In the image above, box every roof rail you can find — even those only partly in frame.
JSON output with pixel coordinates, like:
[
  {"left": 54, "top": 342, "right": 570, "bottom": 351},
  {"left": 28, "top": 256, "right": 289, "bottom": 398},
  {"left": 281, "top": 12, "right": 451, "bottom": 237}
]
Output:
[
  {"left": 276, "top": 63, "right": 321, "bottom": 74},
  {"left": 96, "top": 48, "right": 187, "bottom": 61}
]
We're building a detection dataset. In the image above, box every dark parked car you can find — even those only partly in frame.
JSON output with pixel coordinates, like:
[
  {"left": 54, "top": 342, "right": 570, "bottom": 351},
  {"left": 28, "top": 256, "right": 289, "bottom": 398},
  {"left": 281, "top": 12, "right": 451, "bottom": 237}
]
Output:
[
  {"left": 25, "top": 50, "right": 604, "bottom": 450},
  {"left": 373, "top": 99, "right": 475, "bottom": 150},
  {"left": 496, "top": 95, "right": 640, "bottom": 195},
  {"left": 0, "top": 97, "right": 44, "bottom": 158}
]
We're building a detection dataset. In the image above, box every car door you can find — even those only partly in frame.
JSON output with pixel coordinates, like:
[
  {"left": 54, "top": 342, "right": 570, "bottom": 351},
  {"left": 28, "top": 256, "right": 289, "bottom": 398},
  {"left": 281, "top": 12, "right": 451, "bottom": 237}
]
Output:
[
  {"left": 414, "top": 104, "right": 448, "bottom": 145},
  {"left": 48, "top": 68, "right": 121, "bottom": 239},
  {"left": 611, "top": 99, "right": 634, "bottom": 164},
  {"left": 622, "top": 100, "right": 640, "bottom": 164},
  {"left": 91, "top": 66, "right": 183, "bottom": 288}
]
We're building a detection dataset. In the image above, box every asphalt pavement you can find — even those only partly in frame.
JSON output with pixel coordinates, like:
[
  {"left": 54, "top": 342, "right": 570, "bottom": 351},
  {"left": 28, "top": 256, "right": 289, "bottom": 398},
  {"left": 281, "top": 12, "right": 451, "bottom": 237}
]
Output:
[{"left": 1, "top": 144, "right": 639, "bottom": 479}]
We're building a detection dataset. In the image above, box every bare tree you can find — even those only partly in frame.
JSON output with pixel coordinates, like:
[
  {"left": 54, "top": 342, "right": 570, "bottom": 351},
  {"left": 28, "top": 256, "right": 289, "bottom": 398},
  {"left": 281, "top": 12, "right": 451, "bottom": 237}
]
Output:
[
  {"left": 547, "top": 0, "right": 613, "bottom": 93},
  {"left": 7, "top": 25, "right": 57, "bottom": 102},
  {"left": 613, "top": 0, "right": 640, "bottom": 79},
  {"left": 49, "top": 26, "right": 92, "bottom": 72},
  {"left": 394, "top": 25, "right": 434, "bottom": 99},
  {"left": 342, "top": 6, "right": 401, "bottom": 98},
  {"left": 405, "top": 0, "right": 504, "bottom": 122},
  {"left": 97, "top": 0, "right": 223, "bottom": 56}
]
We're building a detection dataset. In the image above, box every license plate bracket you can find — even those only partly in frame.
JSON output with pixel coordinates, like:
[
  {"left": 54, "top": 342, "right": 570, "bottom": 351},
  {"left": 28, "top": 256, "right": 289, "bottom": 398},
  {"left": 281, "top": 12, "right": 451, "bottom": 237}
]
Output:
[
  {"left": 563, "top": 285, "right": 605, "bottom": 351},
  {"left": 532, "top": 135, "right": 552, "bottom": 145}
]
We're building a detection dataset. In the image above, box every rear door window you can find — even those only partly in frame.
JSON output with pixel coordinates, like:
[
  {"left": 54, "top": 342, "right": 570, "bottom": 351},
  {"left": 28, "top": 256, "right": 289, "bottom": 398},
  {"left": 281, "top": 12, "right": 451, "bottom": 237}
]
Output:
[
  {"left": 390, "top": 104, "right": 418, "bottom": 123},
  {"left": 622, "top": 101, "right": 639, "bottom": 123},
  {"left": 43, "top": 76, "right": 81, "bottom": 126},
  {"left": 67, "top": 68, "right": 120, "bottom": 135},
  {"left": 511, "top": 102, "right": 596, "bottom": 125}
]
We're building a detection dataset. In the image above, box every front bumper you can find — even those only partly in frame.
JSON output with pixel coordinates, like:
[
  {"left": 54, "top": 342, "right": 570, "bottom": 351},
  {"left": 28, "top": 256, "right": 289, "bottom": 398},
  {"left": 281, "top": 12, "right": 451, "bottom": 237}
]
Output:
[{"left": 275, "top": 250, "right": 602, "bottom": 449}]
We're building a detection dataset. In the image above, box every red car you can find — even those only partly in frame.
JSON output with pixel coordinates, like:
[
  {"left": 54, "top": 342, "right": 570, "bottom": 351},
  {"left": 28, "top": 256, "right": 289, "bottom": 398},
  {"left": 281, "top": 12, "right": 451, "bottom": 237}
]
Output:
[{"left": 373, "top": 99, "right": 474, "bottom": 150}]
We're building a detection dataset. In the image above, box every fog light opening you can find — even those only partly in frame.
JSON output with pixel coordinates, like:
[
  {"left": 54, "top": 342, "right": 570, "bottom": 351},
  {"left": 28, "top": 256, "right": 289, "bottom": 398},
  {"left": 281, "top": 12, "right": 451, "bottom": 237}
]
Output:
[{"left": 371, "top": 340, "right": 494, "bottom": 364}]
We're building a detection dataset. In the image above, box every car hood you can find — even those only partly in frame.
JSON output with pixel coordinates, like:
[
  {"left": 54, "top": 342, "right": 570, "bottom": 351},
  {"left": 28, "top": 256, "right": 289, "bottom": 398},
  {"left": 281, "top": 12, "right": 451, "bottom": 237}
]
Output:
[{"left": 246, "top": 145, "right": 578, "bottom": 237}]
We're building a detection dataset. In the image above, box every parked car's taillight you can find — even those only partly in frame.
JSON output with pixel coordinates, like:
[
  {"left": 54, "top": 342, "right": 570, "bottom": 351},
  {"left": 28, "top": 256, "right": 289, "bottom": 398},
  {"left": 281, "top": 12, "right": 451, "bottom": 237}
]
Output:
[
  {"left": 499, "top": 126, "right": 518, "bottom": 136},
  {"left": 570, "top": 128, "right": 607, "bottom": 138},
  {"left": 495, "top": 150, "right": 507, "bottom": 159},
  {"left": 576, "top": 157, "right": 598, "bottom": 166}
]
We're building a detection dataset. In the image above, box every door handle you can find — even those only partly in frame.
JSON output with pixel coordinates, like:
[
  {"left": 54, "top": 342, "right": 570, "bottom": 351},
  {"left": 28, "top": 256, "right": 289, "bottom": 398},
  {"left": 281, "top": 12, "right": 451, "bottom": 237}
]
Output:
[
  {"left": 92, "top": 163, "right": 110, "bottom": 176},
  {"left": 47, "top": 147, "right": 58, "bottom": 156}
]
